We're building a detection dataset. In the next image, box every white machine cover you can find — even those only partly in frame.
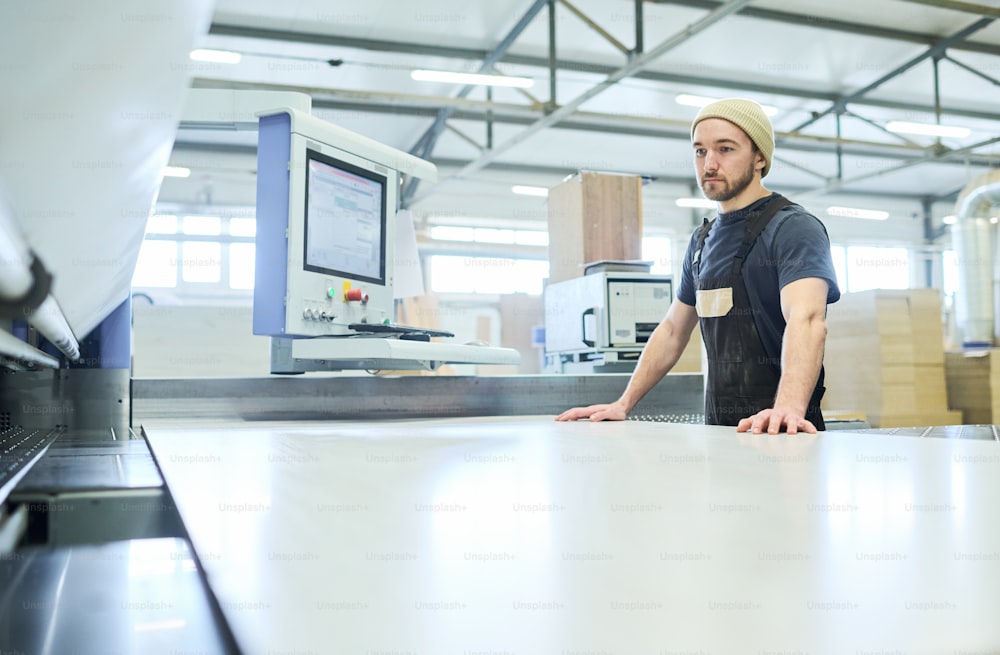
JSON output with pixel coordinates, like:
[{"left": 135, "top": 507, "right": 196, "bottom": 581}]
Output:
[{"left": 0, "top": 1, "right": 214, "bottom": 337}]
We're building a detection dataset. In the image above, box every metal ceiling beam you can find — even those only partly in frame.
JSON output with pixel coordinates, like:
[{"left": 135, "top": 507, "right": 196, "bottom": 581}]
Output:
[
  {"left": 173, "top": 94, "right": 1000, "bottom": 169},
  {"left": 311, "top": 97, "right": 1000, "bottom": 167},
  {"left": 402, "top": 0, "right": 550, "bottom": 205},
  {"left": 892, "top": 0, "right": 1000, "bottom": 18},
  {"left": 426, "top": 0, "right": 755, "bottom": 194},
  {"left": 208, "top": 15, "right": 1000, "bottom": 60},
  {"left": 163, "top": 136, "right": 965, "bottom": 205},
  {"left": 430, "top": 155, "right": 957, "bottom": 203},
  {"left": 407, "top": 0, "right": 548, "bottom": 158},
  {"left": 166, "top": 142, "right": 958, "bottom": 204},
  {"left": 204, "top": 26, "right": 1000, "bottom": 122},
  {"left": 945, "top": 54, "right": 1000, "bottom": 87},
  {"left": 647, "top": 0, "right": 1000, "bottom": 49},
  {"left": 185, "top": 78, "right": 1000, "bottom": 168},
  {"left": 205, "top": 26, "right": 1000, "bottom": 120},
  {"left": 800, "top": 134, "right": 1000, "bottom": 199},
  {"left": 790, "top": 17, "right": 994, "bottom": 133},
  {"left": 559, "top": 0, "right": 631, "bottom": 55},
  {"left": 548, "top": 65, "right": 998, "bottom": 123}
]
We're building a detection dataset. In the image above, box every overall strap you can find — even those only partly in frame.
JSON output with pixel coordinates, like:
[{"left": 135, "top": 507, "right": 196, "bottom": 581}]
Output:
[
  {"left": 731, "top": 195, "right": 793, "bottom": 275},
  {"left": 691, "top": 216, "right": 715, "bottom": 276}
]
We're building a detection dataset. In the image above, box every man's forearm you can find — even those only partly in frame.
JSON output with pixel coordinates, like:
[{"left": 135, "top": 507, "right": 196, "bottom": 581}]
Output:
[
  {"left": 618, "top": 318, "right": 694, "bottom": 413},
  {"left": 774, "top": 316, "right": 827, "bottom": 414}
]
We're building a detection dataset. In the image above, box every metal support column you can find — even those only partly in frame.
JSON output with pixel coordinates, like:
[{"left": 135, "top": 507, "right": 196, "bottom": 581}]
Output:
[
  {"left": 548, "top": 0, "right": 558, "bottom": 113},
  {"left": 634, "top": 0, "right": 645, "bottom": 56}
]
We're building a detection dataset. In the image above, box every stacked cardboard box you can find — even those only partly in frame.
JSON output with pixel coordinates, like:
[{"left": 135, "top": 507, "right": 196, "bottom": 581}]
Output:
[
  {"left": 672, "top": 325, "right": 703, "bottom": 374},
  {"left": 944, "top": 349, "right": 1000, "bottom": 424},
  {"left": 547, "top": 171, "right": 643, "bottom": 284},
  {"left": 822, "top": 289, "right": 961, "bottom": 427}
]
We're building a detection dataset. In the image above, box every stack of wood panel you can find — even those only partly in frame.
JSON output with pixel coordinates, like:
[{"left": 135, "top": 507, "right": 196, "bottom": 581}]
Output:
[
  {"left": 821, "top": 289, "right": 961, "bottom": 427},
  {"left": 944, "top": 349, "right": 1000, "bottom": 424}
]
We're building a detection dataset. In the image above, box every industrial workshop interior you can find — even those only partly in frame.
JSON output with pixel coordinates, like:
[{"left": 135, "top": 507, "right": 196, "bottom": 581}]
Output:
[{"left": 2, "top": 0, "right": 999, "bottom": 652}]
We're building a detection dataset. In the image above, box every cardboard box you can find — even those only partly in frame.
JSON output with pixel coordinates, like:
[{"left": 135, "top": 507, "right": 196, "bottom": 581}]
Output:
[
  {"left": 547, "top": 171, "right": 643, "bottom": 284},
  {"left": 822, "top": 289, "right": 952, "bottom": 427},
  {"left": 945, "top": 349, "right": 1000, "bottom": 424}
]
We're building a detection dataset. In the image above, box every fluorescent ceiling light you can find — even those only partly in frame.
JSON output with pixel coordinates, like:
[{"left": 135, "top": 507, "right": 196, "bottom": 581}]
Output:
[
  {"left": 162, "top": 166, "right": 190, "bottom": 178},
  {"left": 675, "top": 94, "right": 778, "bottom": 117},
  {"left": 189, "top": 49, "right": 242, "bottom": 64},
  {"left": 885, "top": 121, "right": 970, "bottom": 139},
  {"left": 511, "top": 185, "right": 549, "bottom": 197},
  {"left": 411, "top": 69, "right": 535, "bottom": 88},
  {"left": 675, "top": 197, "right": 717, "bottom": 209},
  {"left": 827, "top": 206, "right": 889, "bottom": 221}
]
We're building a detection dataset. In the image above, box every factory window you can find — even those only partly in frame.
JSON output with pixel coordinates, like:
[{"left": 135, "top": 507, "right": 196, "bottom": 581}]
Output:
[
  {"left": 182, "top": 215, "right": 221, "bottom": 236},
  {"left": 132, "top": 241, "right": 178, "bottom": 287},
  {"left": 146, "top": 214, "right": 178, "bottom": 234},
  {"left": 845, "top": 246, "right": 909, "bottom": 292},
  {"left": 641, "top": 236, "right": 672, "bottom": 274},
  {"left": 229, "top": 218, "right": 257, "bottom": 237},
  {"left": 180, "top": 242, "right": 222, "bottom": 283},
  {"left": 428, "top": 256, "right": 548, "bottom": 294},
  {"left": 133, "top": 210, "right": 261, "bottom": 295},
  {"left": 830, "top": 245, "right": 847, "bottom": 292},
  {"left": 942, "top": 249, "right": 958, "bottom": 301},
  {"left": 429, "top": 225, "right": 549, "bottom": 247},
  {"left": 430, "top": 226, "right": 475, "bottom": 242},
  {"left": 514, "top": 230, "right": 548, "bottom": 247}
]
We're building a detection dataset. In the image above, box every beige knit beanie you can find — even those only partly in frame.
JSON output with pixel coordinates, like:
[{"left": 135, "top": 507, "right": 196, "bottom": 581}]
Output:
[{"left": 691, "top": 98, "right": 775, "bottom": 177}]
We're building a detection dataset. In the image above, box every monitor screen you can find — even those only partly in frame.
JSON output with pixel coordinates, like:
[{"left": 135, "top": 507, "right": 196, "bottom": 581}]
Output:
[{"left": 303, "top": 149, "right": 387, "bottom": 285}]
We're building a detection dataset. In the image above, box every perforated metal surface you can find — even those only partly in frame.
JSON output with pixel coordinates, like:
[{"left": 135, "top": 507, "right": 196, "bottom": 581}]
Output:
[
  {"left": 0, "top": 426, "right": 61, "bottom": 503},
  {"left": 629, "top": 412, "right": 705, "bottom": 424},
  {"left": 628, "top": 414, "right": 870, "bottom": 431},
  {"left": 849, "top": 424, "right": 1000, "bottom": 440}
]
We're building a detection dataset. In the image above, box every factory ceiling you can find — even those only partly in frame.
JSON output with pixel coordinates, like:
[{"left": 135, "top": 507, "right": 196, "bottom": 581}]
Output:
[{"left": 169, "top": 0, "right": 1000, "bottom": 234}]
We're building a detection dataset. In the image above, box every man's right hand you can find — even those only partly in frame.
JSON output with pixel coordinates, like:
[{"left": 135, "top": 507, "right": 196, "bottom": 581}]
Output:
[{"left": 555, "top": 402, "right": 628, "bottom": 422}]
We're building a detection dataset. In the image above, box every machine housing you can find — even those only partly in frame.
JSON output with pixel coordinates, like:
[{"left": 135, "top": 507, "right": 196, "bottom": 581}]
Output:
[{"left": 544, "top": 265, "right": 672, "bottom": 373}]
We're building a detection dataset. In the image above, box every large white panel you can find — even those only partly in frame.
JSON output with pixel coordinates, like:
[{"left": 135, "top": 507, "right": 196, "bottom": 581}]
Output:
[
  {"left": 147, "top": 417, "right": 1000, "bottom": 654},
  {"left": 0, "top": 0, "right": 214, "bottom": 338}
]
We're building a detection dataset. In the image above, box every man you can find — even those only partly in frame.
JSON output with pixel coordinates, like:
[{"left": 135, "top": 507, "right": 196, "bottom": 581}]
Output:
[{"left": 556, "top": 98, "right": 840, "bottom": 434}]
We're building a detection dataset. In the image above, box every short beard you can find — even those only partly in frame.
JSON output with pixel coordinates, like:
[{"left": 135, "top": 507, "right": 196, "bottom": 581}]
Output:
[{"left": 701, "top": 159, "right": 756, "bottom": 203}]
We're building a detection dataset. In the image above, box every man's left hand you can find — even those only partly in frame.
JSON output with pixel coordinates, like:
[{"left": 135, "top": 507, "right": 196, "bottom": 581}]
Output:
[{"left": 736, "top": 408, "right": 817, "bottom": 435}]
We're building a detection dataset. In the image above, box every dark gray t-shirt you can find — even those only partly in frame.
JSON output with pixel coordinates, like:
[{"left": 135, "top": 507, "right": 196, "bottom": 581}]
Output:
[{"left": 677, "top": 193, "right": 841, "bottom": 364}]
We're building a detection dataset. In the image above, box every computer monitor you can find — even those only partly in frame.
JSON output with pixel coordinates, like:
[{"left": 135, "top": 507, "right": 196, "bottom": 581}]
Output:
[
  {"left": 253, "top": 108, "right": 434, "bottom": 339},
  {"left": 303, "top": 150, "right": 387, "bottom": 285}
]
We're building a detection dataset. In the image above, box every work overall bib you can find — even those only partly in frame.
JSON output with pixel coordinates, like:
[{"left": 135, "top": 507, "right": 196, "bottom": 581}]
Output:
[{"left": 692, "top": 196, "right": 826, "bottom": 429}]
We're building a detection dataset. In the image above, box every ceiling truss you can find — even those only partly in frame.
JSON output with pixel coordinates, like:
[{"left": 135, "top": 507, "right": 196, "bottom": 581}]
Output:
[{"left": 199, "top": 0, "right": 1000, "bottom": 213}]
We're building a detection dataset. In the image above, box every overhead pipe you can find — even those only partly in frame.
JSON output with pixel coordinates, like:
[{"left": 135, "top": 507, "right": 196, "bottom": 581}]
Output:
[{"left": 950, "top": 169, "right": 1000, "bottom": 347}]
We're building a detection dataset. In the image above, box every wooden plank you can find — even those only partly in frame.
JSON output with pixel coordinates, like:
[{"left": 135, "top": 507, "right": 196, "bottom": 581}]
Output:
[{"left": 547, "top": 176, "right": 585, "bottom": 284}]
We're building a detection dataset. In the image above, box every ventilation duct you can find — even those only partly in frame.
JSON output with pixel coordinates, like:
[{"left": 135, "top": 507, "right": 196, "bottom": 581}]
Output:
[{"left": 951, "top": 169, "right": 1000, "bottom": 347}]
